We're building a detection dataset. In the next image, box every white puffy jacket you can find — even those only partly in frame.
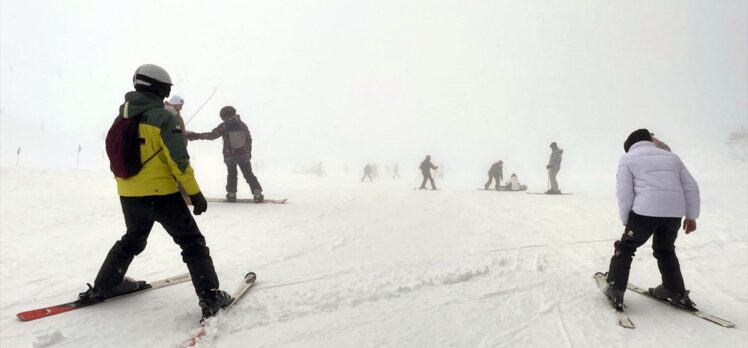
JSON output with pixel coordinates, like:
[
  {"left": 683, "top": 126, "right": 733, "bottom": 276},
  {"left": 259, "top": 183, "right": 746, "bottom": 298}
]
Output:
[{"left": 616, "top": 141, "right": 700, "bottom": 225}]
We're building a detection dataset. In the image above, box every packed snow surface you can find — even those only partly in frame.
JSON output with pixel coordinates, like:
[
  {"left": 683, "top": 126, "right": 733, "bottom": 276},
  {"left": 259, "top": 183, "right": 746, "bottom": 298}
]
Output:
[{"left": 1, "top": 163, "right": 746, "bottom": 347}]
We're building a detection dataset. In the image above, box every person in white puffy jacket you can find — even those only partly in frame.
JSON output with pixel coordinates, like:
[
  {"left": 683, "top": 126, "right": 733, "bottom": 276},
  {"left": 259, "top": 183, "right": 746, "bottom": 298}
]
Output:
[{"left": 604, "top": 129, "right": 700, "bottom": 311}]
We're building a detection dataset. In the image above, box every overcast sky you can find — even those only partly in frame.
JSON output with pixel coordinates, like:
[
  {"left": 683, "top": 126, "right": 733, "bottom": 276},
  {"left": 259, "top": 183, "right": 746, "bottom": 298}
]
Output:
[{"left": 1, "top": 0, "right": 746, "bottom": 188}]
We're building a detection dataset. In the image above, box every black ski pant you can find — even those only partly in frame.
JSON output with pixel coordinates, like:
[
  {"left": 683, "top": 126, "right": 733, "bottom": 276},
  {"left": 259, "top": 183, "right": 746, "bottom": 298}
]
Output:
[
  {"left": 420, "top": 171, "right": 436, "bottom": 189},
  {"left": 94, "top": 193, "right": 219, "bottom": 296},
  {"left": 606, "top": 211, "right": 685, "bottom": 293},
  {"left": 484, "top": 174, "right": 502, "bottom": 189},
  {"left": 226, "top": 161, "right": 262, "bottom": 194},
  {"left": 361, "top": 173, "right": 373, "bottom": 182},
  {"left": 548, "top": 167, "right": 560, "bottom": 192}
]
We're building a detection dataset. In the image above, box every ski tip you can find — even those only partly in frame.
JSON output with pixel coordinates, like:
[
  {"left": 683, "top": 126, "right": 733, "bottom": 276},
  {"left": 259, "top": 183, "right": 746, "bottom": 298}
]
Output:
[{"left": 244, "top": 272, "right": 257, "bottom": 282}]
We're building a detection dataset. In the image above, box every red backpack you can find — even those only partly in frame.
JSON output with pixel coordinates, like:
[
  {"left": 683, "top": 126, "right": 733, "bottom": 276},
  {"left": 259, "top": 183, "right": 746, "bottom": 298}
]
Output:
[{"left": 105, "top": 109, "right": 161, "bottom": 178}]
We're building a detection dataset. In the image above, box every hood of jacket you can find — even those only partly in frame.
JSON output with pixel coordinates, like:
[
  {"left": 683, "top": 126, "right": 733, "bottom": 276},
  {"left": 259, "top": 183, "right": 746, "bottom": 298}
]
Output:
[{"left": 119, "top": 91, "right": 165, "bottom": 119}]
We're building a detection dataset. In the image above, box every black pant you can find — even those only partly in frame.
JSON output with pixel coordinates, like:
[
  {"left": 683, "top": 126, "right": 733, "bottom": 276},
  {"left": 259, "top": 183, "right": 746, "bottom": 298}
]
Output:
[
  {"left": 549, "top": 168, "right": 560, "bottom": 192},
  {"left": 94, "top": 193, "right": 219, "bottom": 296},
  {"left": 361, "top": 173, "right": 373, "bottom": 182},
  {"left": 485, "top": 174, "right": 502, "bottom": 189},
  {"left": 227, "top": 161, "right": 262, "bottom": 194},
  {"left": 607, "top": 212, "right": 685, "bottom": 293},
  {"left": 420, "top": 171, "right": 436, "bottom": 189}
]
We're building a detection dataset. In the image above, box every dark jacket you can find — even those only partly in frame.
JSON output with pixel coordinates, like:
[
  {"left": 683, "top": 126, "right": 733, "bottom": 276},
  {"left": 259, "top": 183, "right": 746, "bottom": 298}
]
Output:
[
  {"left": 419, "top": 159, "right": 436, "bottom": 173},
  {"left": 548, "top": 148, "right": 563, "bottom": 170},
  {"left": 187, "top": 116, "right": 252, "bottom": 164},
  {"left": 488, "top": 162, "right": 503, "bottom": 178}
]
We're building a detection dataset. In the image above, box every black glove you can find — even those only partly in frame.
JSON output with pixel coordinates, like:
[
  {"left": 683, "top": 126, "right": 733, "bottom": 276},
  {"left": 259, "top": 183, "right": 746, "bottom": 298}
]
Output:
[
  {"left": 189, "top": 191, "right": 208, "bottom": 215},
  {"left": 546, "top": 165, "right": 550, "bottom": 169}
]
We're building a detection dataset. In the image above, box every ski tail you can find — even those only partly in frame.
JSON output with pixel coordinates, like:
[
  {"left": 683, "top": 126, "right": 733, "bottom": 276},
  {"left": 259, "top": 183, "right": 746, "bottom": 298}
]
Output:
[{"left": 16, "top": 273, "right": 191, "bottom": 322}]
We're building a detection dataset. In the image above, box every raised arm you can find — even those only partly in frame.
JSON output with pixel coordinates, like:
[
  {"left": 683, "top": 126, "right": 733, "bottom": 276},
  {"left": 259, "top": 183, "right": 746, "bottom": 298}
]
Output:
[{"left": 186, "top": 124, "right": 223, "bottom": 141}]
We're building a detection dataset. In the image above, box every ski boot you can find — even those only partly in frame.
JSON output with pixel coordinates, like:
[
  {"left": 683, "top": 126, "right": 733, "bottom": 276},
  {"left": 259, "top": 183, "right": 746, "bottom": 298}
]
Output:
[
  {"left": 604, "top": 284, "right": 626, "bottom": 311},
  {"left": 198, "top": 289, "right": 234, "bottom": 320},
  {"left": 78, "top": 277, "right": 146, "bottom": 304},
  {"left": 649, "top": 285, "right": 697, "bottom": 311},
  {"left": 253, "top": 189, "right": 264, "bottom": 203},
  {"left": 226, "top": 192, "right": 237, "bottom": 202}
]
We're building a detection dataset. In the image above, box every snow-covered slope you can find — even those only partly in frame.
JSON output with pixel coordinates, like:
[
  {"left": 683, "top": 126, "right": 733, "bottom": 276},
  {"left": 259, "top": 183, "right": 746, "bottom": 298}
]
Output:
[{"left": 1, "top": 162, "right": 746, "bottom": 347}]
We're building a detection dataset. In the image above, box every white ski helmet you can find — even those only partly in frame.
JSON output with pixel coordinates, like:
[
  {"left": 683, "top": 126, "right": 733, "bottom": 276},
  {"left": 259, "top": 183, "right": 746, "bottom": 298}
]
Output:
[
  {"left": 133, "top": 64, "right": 172, "bottom": 87},
  {"left": 168, "top": 95, "right": 184, "bottom": 105}
]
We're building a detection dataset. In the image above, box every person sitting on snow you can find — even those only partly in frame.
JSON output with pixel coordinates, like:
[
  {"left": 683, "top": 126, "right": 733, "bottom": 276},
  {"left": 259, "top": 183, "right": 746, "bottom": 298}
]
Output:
[{"left": 505, "top": 173, "right": 525, "bottom": 191}]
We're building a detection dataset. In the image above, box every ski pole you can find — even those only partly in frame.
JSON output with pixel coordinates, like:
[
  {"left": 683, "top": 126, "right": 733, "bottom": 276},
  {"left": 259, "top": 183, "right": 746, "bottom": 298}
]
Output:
[{"left": 185, "top": 86, "right": 218, "bottom": 125}]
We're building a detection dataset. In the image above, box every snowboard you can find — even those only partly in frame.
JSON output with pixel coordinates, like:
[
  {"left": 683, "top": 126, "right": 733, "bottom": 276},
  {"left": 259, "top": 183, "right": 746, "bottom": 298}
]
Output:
[
  {"left": 206, "top": 198, "right": 288, "bottom": 204},
  {"left": 477, "top": 187, "right": 527, "bottom": 192}
]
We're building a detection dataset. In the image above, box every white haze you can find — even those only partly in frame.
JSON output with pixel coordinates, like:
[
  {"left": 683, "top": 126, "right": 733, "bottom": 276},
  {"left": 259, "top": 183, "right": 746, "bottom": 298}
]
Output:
[{"left": 1, "top": 0, "right": 746, "bottom": 192}]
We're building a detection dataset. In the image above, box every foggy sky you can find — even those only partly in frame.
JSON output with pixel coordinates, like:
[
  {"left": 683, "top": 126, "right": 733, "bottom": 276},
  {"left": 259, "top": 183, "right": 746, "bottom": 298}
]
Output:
[{"left": 1, "top": 0, "right": 746, "bottom": 189}]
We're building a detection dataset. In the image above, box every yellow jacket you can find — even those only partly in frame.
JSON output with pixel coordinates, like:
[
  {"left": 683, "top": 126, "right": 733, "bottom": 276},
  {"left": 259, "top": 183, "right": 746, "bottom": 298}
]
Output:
[{"left": 114, "top": 91, "right": 201, "bottom": 197}]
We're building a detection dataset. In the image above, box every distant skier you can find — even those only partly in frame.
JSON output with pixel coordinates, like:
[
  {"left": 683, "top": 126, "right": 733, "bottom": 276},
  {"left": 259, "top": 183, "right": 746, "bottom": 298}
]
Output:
[
  {"left": 186, "top": 106, "right": 264, "bottom": 203},
  {"left": 604, "top": 129, "right": 700, "bottom": 311},
  {"left": 419, "top": 155, "right": 438, "bottom": 190},
  {"left": 393, "top": 163, "right": 400, "bottom": 179},
  {"left": 545, "top": 142, "right": 563, "bottom": 194},
  {"left": 164, "top": 95, "right": 187, "bottom": 145},
  {"left": 361, "top": 164, "right": 373, "bottom": 182},
  {"left": 86, "top": 64, "right": 233, "bottom": 320},
  {"left": 484, "top": 161, "right": 503, "bottom": 190},
  {"left": 165, "top": 95, "right": 191, "bottom": 204}
]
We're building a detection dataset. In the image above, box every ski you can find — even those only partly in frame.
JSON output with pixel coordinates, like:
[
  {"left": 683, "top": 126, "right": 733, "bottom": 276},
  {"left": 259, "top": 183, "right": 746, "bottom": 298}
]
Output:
[
  {"left": 182, "top": 272, "right": 257, "bottom": 347},
  {"left": 206, "top": 198, "right": 288, "bottom": 204},
  {"left": 626, "top": 282, "right": 735, "bottom": 328},
  {"left": 594, "top": 272, "right": 635, "bottom": 329},
  {"left": 16, "top": 273, "right": 191, "bottom": 322},
  {"left": 527, "top": 192, "right": 572, "bottom": 195}
]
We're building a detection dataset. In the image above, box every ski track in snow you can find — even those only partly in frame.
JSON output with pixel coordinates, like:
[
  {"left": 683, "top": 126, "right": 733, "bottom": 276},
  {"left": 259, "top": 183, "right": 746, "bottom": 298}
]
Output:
[{"left": 1, "top": 167, "right": 747, "bottom": 347}]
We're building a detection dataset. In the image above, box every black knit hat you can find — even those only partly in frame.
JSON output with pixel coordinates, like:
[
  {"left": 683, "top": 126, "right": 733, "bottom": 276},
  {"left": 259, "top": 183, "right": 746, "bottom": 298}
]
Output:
[
  {"left": 220, "top": 106, "right": 236, "bottom": 119},
  {"left": 624, "top": 128, "right": 652, "bottom": 153}
]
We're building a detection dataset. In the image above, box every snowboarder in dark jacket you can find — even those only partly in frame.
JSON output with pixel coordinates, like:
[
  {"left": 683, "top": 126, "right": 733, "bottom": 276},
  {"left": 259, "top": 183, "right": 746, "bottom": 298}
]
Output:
[
  {"left": 186, "top": 106, "right": 264, "bottom": 202},
  {"left": 81, "top": 64, "right": 232, "bottom": 320},
  {"left": 485, "top": 161, "right": 503, "bottom": 190},
  {"left": 361, "top": 164, "right": 373, "bottom": 182},
  {"left": 604, "top": 129, "right": 700, "bottom": 311},
  {"left": 546, "top": 142, "right": 563, "bottom": 194},
  {"left": 419, "top": 155, "right": 438, "bottom": 190}
]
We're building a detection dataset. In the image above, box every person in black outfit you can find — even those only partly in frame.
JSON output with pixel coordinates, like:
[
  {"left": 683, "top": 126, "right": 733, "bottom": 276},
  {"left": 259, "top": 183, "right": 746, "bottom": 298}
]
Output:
[
  {"left": 484, "top": 161, "right": 503, "bottom": 190},
  {"left": 361, "top": 164, "right": 373, "bottom": 182},
  {"left": 419, "top": 155, "right": 438, "bottom": 190}
]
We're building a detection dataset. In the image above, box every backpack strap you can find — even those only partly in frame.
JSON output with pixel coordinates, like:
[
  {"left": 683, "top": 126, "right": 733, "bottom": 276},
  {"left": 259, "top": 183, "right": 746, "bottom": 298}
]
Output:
[
  {"left": 129, "top": 110, "right": 163, "bottom": 168},
  {"left": 141, "top": 147, "right": 163, "bottom": 167}
]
